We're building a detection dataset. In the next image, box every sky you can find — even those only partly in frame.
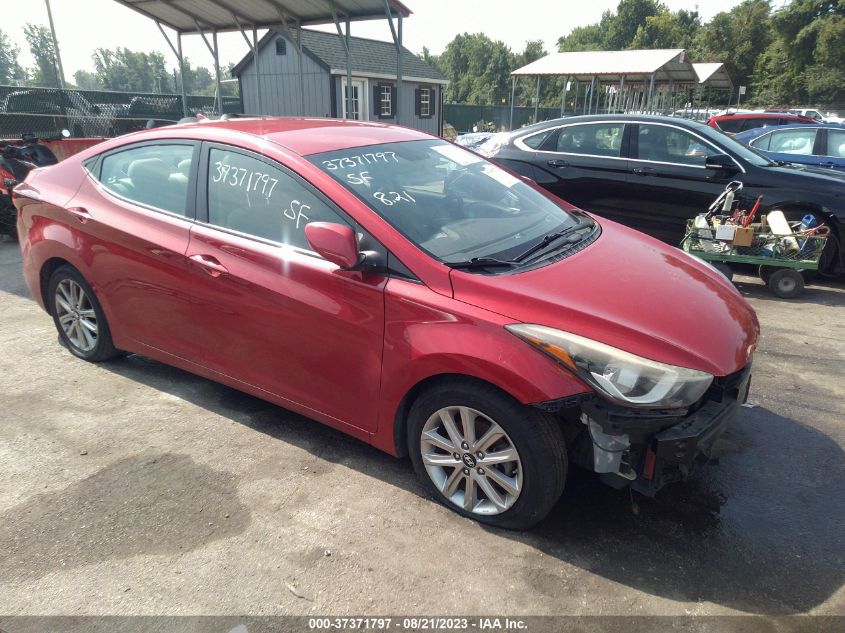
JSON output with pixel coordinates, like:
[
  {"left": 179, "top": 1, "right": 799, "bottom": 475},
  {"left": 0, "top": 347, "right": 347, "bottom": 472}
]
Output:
[{"left": 4, "top": 0, "right": 749, "bottom": 81}]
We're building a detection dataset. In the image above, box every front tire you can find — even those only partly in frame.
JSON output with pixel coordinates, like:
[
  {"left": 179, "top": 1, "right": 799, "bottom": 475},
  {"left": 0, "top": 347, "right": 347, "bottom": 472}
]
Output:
[
  {"left": 48, "top": 265, "right": 122, "bottom": 362},
  {"left": 407, "top": 379, "right": 567, "bottom": 530}
]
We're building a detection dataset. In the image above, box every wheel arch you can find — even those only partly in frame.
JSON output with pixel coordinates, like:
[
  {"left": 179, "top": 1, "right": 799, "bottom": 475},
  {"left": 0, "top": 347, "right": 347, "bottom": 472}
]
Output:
[
  {"left": 389, "top": 373, "right": 526, "bottom": 459},
  {"left": 39, "top": 257, "right": 74, "bottom": 312}
]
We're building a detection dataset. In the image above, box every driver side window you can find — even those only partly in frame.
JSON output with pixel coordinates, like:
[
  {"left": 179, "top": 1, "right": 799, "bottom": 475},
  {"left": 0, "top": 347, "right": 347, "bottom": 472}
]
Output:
[
  {"left": 637, "top": 124, "right": 718, "bottom": 166},
  {"left": 206, "top": 148, "right": 346, "bottom": 250}
]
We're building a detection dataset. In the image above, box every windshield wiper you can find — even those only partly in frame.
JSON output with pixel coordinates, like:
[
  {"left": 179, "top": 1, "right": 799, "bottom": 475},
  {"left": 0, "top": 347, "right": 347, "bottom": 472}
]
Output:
[
  {"left": 446, "top": 257, "right": 517, "bottom": 270},
  {"left": 512, "top": 220, "right": 592, "bottom": 263}
]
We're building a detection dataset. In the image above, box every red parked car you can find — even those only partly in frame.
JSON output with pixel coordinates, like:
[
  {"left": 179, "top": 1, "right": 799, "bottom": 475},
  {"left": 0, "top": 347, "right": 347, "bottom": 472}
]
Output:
[
  {"left": 706, "top": 112, "right": 816, "bottom": 135},
  {"left": 13, "top": 117, "right": 759, "bottom": 528}
]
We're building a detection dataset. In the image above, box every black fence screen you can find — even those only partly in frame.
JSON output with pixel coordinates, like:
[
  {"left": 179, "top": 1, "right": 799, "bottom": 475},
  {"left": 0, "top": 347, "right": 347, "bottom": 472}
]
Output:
[{"left": 0, "top": 86, "right": 242, "bottom": 139}]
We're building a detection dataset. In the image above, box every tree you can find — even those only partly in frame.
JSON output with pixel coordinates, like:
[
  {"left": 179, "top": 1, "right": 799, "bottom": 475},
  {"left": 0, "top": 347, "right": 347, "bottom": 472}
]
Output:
[
  {"left": 72, "top": 70, "right": 102, "bottom": 91},
  {"left": 753, "top": 0, "right": 845, "bottom": 105},
  {"left": 631, "top": 8, "right": 701, "bottom": 49},
  {"left": 0, "top": 28, "right": 27, "bottom": 84},
  {"left": 605, "top": 0, "right": 662, "bottom": 49},
  {"left": 420, "top": 46, "right": 441, "bottom": 72},
  {"left": 693, "top": 0, "right": 772, "bottom": 100},
  {"left": 558, "top": 23, "right": 606, "bottom": 51},
  {"left": 438, "top": 33, "right": 515, "bottom": 104},
  {"left": 92, "top": 47, "right": 168, "bottom": 92},
  {"left": 24, "top": 23, "right": 60, "bottom": 87}
]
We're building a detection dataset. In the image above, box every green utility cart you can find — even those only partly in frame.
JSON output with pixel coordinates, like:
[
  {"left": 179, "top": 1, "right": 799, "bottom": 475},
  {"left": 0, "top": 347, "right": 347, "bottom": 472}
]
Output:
[{"left": 680, "top": 220, "right": 828, "bottom": 299}]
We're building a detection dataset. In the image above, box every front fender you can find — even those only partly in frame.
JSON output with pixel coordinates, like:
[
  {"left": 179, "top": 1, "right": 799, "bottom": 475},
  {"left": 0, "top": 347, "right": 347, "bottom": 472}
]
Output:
[{"left": 371, "top": 279, "right": 589, "bottom": 456}]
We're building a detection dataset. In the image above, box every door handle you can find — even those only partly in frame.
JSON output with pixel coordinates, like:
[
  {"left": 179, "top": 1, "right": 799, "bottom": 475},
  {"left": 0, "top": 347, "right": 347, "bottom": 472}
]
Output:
[
  {"left": 67, "top": 206, "right": 91, "bottom": 223},
  {"left": 189, "top": 254, "right": 229, "bottom": 278},
  {"left": 631, "top": 167, "right": 657, "bottom": 176},
  {"left": 547, "top": 159, "right": 570, "bottom": 168}
]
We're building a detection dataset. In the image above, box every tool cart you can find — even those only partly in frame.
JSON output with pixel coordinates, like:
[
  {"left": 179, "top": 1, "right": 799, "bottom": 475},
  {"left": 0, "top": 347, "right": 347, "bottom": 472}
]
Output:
[{"left": 680, "top": 182, "right": 829, "bottom": 299}]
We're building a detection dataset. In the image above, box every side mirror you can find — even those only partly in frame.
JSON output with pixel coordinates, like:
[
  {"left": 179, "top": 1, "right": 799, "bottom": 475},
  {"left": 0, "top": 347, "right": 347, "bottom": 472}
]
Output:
[
  {"left": 705, "top": 153, "right": 738, "bottom": 171},
  {"left": 305, "top": 222, "right": 361, "bottom": 269}
]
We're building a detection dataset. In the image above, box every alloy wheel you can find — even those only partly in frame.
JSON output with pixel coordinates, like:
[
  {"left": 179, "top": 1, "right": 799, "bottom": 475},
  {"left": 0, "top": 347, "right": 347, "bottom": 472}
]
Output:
[
  {"left": 54, "top": 279, "right": 98, "bottom": 352},
  {"left": 420, "top": 406, "right": 522, "bottom": 515}
]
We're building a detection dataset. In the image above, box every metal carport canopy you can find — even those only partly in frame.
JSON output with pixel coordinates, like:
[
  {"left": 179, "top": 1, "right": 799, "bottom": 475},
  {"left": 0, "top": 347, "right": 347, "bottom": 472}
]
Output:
[
  {"left": 114, "top": 0, "right": 411, "bottom": 32},
  {"left": 510, "top": 49, "right": 696, "bottom": 82},
  {"left": 112, "top": 0, "right": 412, "bottom": 120},
  {"left": 693, "top": 62, "right": 733, "bottom": 90}
]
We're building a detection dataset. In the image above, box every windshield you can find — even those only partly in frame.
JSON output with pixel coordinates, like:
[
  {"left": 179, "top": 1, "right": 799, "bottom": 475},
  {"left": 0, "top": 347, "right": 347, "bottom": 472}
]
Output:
[{"left": 309, "top": 139, "right": 582, "bottom": 264}]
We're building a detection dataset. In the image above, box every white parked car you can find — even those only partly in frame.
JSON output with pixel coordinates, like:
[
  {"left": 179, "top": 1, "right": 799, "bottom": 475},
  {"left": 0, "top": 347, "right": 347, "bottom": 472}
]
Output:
[{"left": 788, "top": 108, "right": 844, "bottom": 124}]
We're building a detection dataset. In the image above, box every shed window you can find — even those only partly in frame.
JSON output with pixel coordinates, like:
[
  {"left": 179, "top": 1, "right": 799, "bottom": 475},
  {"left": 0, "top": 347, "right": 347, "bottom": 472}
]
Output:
[
  {"left": 380, "top": 84, "right": 392, "bottom": 117},
  {"left": 419, "top": 87, "right": 432, "bottom": 118},
  {"left": 275, "top": 39, "right": 286, "bottom": 55}
]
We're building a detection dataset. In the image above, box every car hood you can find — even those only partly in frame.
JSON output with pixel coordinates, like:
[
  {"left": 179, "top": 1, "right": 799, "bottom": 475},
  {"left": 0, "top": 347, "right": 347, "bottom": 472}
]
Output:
[
  {"left": 449, "top": 218, "right": 759, "bottom": 377},
  {"left": 767, "top": 162, "right": 845, "bottom": 183}
]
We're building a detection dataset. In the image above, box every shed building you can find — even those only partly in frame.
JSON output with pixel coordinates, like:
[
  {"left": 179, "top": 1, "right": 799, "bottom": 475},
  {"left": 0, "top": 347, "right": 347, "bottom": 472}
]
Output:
[{"left": 232, "top": 29, "right": 447, "bottom": 135}]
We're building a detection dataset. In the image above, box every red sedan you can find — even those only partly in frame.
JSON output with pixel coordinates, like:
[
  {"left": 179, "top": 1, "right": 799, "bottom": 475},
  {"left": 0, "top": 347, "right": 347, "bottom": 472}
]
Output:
[
  {"left": 706, "top": 112, "right": 816, "bottom": 135},
  {"left": 13, "top": 117, "right": 759, "bottom": 528}
]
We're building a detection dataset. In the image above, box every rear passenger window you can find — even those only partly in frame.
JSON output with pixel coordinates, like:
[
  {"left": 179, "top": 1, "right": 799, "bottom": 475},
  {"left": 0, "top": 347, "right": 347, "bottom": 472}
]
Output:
[
  {"left": 99, "top": 144, "right": 193, "bottom": 216},
  {"left": 827, "top": 130, "right": 845, "bottom": 158},
  {"left": 555, "top": 123, "right": 623, "bottom": 157},
  {"left": 206, "top": 148, "right": 346, "bottom": 250}
]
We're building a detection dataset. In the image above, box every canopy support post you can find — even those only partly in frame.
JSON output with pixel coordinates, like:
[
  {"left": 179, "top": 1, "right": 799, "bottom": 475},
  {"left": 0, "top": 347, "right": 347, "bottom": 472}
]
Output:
[
  {"left": 647, "top": 72, "right": 656, "bottom": 113},
  {"left": 533, "top": 76, "right": 541, "bottom": 123},
  {"left": 572, "top": 80, "right": 579, "bottom": 114},
  {"left": 509, "top": 75, "right": 516, "bottom": 130},
  {"left": 157, "top": 21, "right": 188, "bottom": 117},
  {"left": 252, "top": 27, "right": 262, "bottom": 114},
  {"left": 383, "top": 0, "right": 402, "bottom": 124},
  {"left": 195, "top": 21, "right": 223, "bottom": 114},
  {"left": 213, "top": 30, "right": 222, "bottom": 114},
  {"left": 588, "top": 75, "right": 597, "bottom": 114},
  {"left": 296, "top": 22, "right": 304, "bottom": 115},
  {"left": 560, "top": 76, "right": 569, "bottom": 117},
  {"left": 618, "top": 75, "right": 625, "bottom": 114},
  {"left": 331, "top": 4, "right": 353, "bottom": 119}
]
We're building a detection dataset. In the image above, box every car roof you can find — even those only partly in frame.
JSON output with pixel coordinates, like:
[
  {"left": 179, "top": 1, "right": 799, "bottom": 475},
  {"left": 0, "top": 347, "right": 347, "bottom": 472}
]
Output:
[
  {"left": 735, "top": 123, "right": 845, "bottom": 140},
  {"left": 710, "top": 112, "right": 809, "bottom": 120},
  {"left": 162, "top": 116, "right": 434, "bottom": 156},
  {"left": 508, "top": 113, "right": 714, "bottom": 135}
]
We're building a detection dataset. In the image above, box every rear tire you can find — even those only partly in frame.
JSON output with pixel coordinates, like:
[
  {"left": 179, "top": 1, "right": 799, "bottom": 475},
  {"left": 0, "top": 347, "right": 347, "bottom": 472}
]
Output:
[
  {"left": 47, "top": 265, "right": 122, "bottom": 362},
  {"left": 407, "top": 379, "right": 567, "bottom": 530},
  {"left": 767, "top": 268, "right": 804, "bottom": 299}
]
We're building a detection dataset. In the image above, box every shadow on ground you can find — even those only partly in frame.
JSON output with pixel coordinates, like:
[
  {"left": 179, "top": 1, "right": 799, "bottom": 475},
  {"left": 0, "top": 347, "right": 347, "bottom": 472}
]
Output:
[
  {"left": 95, "top": 354, "right": 845, "bottom": 615},
  {"left": 0, "top": 452, "right": 250, "bottom": 583}
]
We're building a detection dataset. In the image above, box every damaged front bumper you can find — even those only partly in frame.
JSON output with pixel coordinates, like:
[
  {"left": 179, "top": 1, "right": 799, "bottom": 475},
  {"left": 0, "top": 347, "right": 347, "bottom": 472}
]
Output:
[{"left": 578, "top": 364, "right": 752, "bottom": 495}]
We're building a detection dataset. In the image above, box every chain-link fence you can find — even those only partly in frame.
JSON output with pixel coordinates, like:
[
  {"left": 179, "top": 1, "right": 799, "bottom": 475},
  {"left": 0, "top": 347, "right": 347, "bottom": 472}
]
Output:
[
  {"left": 0, "top": 86, "right": 242, "bottom": 139},
  {"left": 444, "top": 104, "right": 562, "bottom": 134}
]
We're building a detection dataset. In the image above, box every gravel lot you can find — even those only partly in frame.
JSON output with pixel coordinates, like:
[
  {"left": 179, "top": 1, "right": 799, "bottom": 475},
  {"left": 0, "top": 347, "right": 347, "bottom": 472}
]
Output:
[{"left": 1, "top": 235, "right": 843, "bottom": 618}]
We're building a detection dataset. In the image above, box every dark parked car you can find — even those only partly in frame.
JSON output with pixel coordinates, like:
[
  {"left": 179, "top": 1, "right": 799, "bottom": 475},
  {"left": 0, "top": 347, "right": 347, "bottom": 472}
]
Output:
[
  {"left": 706, "top": 112, "right": 816, "bottom": 136},
  {"left": 482, "top": 114, "right": 845, "bottom": 274},
  {"left": 733, "top": 124, "right": 845, "bottom": 171}
]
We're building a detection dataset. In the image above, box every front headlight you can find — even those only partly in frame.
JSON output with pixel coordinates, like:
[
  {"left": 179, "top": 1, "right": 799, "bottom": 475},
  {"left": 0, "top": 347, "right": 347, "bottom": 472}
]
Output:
[{"left": 506, "top": 324, "right": 713, "bottom": 409}]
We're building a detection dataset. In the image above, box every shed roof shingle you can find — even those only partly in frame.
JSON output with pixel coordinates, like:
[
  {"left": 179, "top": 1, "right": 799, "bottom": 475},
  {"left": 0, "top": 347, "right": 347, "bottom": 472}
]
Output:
[{"left": 232, "top": 28, "right": 446, "bottom": 82}]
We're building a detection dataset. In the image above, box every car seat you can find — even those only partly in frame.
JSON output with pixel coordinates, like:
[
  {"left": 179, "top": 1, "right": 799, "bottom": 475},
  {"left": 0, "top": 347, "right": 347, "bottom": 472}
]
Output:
[{"left": 127, "top": 158, "right": 186, "bottom": 213}]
